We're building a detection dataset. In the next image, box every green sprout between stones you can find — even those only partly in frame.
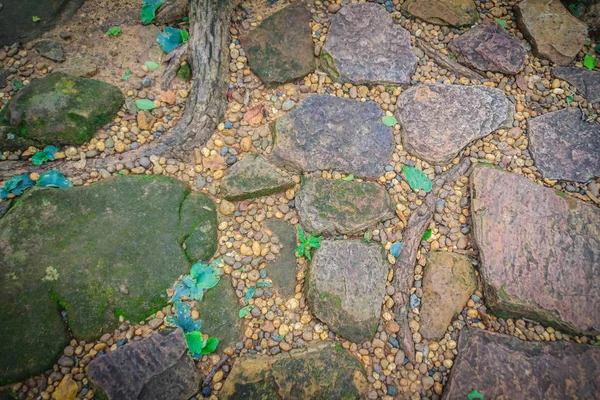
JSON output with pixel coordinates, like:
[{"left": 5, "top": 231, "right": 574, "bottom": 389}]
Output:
[
  {"left": 107, "top": 27, "right": 121, "bottom": 36},
  {"left": 295, "top": 227, "right": 323, "bottom": 260}
]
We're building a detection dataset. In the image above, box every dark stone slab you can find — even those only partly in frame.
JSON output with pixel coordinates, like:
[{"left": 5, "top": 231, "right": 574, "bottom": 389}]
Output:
[
  {"left": 265, "top": 219, "right": 298, "bottom": 298},
  {"left": 296, "top": 177, "right": 395, "bottom": 235},
  {"left": 322, "top": 3, "right": 416, "bottom": 85},
  {"left": 220, "top": 342, "right": 367, "bottom": 399},
  {"left": 443, "top": 328, "right": 600, "bottom": 400},
  {"left": 241, "top": 3, "right": 315, "bottom": 84},
  {"left": 179, "top": 192, "right": 218, "bottom": 262},
  {"left": 528, "top": 108, "right": 600, "bottom": 182},
  {"left": 471, "top": 166, "right": 600, "bottom": 335},
  {"left": 87, "top": 329, "right": 200, "bottom": 400},
  {"left": 34, "top": 40, "right": 65, "bottom": 62},
  {"left": 271, "top": 94, "right": 394, "bottom": 178},
  {"left": 449, "top": 21, "right": 525, "bottom": 74},
  {"left": 554, "top": 67, "right": 600, "bottom": 103},
  {"left": 395, "top": 84, "right": 513, "bottom": 165},
  {"left": 515, "top": 0, "right": 588, "bottom": 66},
  {"left": 306, "top": 240, "right": 387, "bottom": 342},
  {"left": 401, "top": 0, "right": 479, "bottom": 27}
]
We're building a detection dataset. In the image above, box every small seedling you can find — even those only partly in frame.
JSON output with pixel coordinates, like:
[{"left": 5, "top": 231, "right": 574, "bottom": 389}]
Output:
[
  {"left": 121, "top": 70, "right": 131, "bottom": 81},
  {"left": 448, "top": 52, "right": 457, "bottom": 61},
  {"left": 166, "top": 301, "right": 218, "bottom": 357},
  {"left": 32, "top": 16, "right": 41, "bottom": 22},
  {"left": 107, "top": 27, "right": 121, "bottom": 36},
  {"left": 295, "top": 227, "right": 323, "bottom": 260},
  {"left": 170, "top": 259, "right": 221, "bottom": 302}
]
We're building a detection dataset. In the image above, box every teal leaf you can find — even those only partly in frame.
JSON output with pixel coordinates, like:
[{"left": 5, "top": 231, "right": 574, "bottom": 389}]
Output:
[
  {"left": 390, "top": 241, "right": 403, "bottom": 257},
  {"left": 201, "top": 337, "right": 219, "bottom": 355},
  {"left": 382, "top": 115, "right": 397, "bottom": 127},
  {"left": 185, "top": 331, "right": 206, "bottom": 358},
  {"left": 43, "top": 145, "right": 59, "bottom": 160},
  {"left": 467, "top": 390, "right": 484, "bottom": 400},
  {"left": 341, "top": 174, "right": 354, "bottom": 181},
  {"left": 157, "top": 26, "right": 184, "bottom": 54},
  {"left": 4, "top": 174, "right": 35, "bottom": 195},
  {"left": 190, "top": 259, "right": 221, "bottom": 289},
  {"left": 402, "top": 166, "right": 432, "bottom": 193},
  {"left": 256, "top": 281, "right": 273, "bottom": 287},
  {"left": 141, "top": 0, "right": 164, "bottom": 24},
  {"left": 0, "top": 189, "right": 8, "bottom": 199},
  {"left": 171, "top": 281, "right": 191, "bottom": 302},
  {"left": 167, "top": 301, "right": 202, "bottom": 333},
  {"left": 135, "top": 99, "right": 156, "bottom": 110},
  {"left": 239, "top": 305, "right": 253, "bottom": 318},
  {"left": 36, "top": 170, "right": 73, "bottom": 188},
  {"left": 245, "top": 287, "right": 256, "bottom": 303},
  {"left": 31, "top": 151, "right": 49, "bottom": 165},
  {"left": 584, "top": 54, "right": 596, "bottom": 70},
  {"left": 145, "top": 61, "right": 159, "bottom": 70},
  {"left": 495, "top": 19, "right": 507, "bottom": 28}
]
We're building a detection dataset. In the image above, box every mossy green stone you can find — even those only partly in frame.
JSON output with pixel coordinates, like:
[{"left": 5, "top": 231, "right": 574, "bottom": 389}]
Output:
[
  {"left": 0, "top": 72, "right": 124, "bottom": 150},
  {"left": 179, "top": 192, "right": 218, "bottom": 262},
  {"left": 0, "top": 176, "right": 217, "bottom": 382}
]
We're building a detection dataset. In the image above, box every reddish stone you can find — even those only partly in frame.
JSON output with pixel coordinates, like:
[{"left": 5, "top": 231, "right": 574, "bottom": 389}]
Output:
[
  {"left": 471, "top": 166, "right": 600, "bottom": 334},
  {"left": 443, "top": 329, "right": 600, "bottom": 399}
]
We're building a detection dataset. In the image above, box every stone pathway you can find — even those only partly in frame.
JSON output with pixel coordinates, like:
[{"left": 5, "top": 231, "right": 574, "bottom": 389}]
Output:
[{"left": 1, "top": 0, "right": 600, "bottom": 399}]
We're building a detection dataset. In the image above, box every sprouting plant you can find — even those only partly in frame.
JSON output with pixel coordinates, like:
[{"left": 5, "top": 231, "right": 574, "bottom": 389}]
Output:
[
  {"left": 107, "top": 27, "right": 121, "bottom": 36},
  {"left": 295, "top": 227, "right": 323, "bottom": 260},
  {"left": 31, "top": 145, "right": 59, "bottom": 165},
  {"left": 166, "top": 301, "right": 218, "bottom": 357},
  {"left": 448, "top": 52, "right": 457, "bottom": 61},
  {"left": 171, "top": 258, "right": 222, "bottom": 302}
]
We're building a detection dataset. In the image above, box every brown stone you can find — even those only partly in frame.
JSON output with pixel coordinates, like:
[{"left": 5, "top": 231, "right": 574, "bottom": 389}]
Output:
[
  {"left": 137, "top": 110, "right": 156, "bottom": 131},
  {"left": 449, "top": 21, "right": 525, "bottom": 74},
  {"left": 420, "top": 252, "right": 477, "bottom": 341},
  {"left": 515, "top": 0, "right": 587, "bottom": 66},
  {"left": 471, "top": 166, "right": 600, "bottom": 334},
  {"left": 52, "top": 375, "right": 78, "bottom": 400},
  {"left": 443, "top": 328, "right": 600, "bottom": 399},
  {"left": 554, "top": 67, "right": 600, "bottom": 104},
  {"left": 160, "top": 90, "right": 176, "bottom": 105},
  {"left": 401, "top": 0, "right": 479, "bottom": 27}
]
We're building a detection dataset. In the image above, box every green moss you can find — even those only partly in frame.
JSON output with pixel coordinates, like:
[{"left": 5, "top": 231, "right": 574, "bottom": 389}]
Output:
[{"left": 319, "top": 50, "right": 340, "bottom": 80}]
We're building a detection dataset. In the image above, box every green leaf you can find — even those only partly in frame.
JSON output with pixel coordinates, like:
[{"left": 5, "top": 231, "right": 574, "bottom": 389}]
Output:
[
  {"left": 584, "top": 53, "right": 596, "bottom": 70},
  {"left": 190, "top": 260, "right": 221, "bottom": 289},
  {"left": 185, "top": 331, "right": 206, "bottom": 358},
  {"left": 467, "top": 390, "right": 484, "bottom": 400},
  {"left": 341, "top": 174, "right": 354, "bottom": 181},
  {"left": 239, "top": 305, "right": 253, "bottom": 318},
  {"left": 297, "top": 226, "right": 306, "bottom": 242},
  {"left": 402, "top": 166, "right": 432, "bottom": 193},
  {"left": 182, "top": 16, "right": 189, "bottom": 22},
  {"left": 177, "top": 63, "right": 191, "bottom": 81},
  {"left": 31, "top": 151, "right": 49, "bottom": 165},
  {"left": 145, "top": 61, "right": 159, "bottom": 70},
  {"left": 121, "top": 70, "right": 132, "bottom": 81},
  {"left": 382, "top": 115, "right": 397, "bottom": 127},
  {"left": 157, "top": 26, "right": 184, "bottom": 54},
  {"left": 32, "top": 16, "right": 40, "bottom": 22},
  {"left": 135, "top": 99, "right": 156, "bottom": 110},
  {"left": 36, "top": 170, "right": 73, "bottom": 188},
  {"left": 448, "top": 52, "right": 456, "bottom": 61},
  {"left": 422, "top": 229, "right": 432, "bottom": 241},
  {"left": 566, "top": 95, "right": 573, "bottom": 105},
  {"left": 295, "top": 243, "right": 305, "bottom": 258},
  {"left": 495, "top": 19, "right": 507, "bottom": 28},
  {"left": 244, "top": 287, "right": 256, "bottom": 303},
  {"left": 305, "top": 247, "right": 312, "bottom": 260},
  {"left": 181, "top": 30, "right": 189, "bottom": 44},
  {"left": 107, "top": 27, "right": 121, "bottom": 36},
  {"left": 141, "top": 0, "right": 164, "bottom": 24},
  {"left": 363, "top": 231, "right": 371, "bottom": 243},
  {"left": 202, "top": 337, "right": 219, "bottom": 355}
]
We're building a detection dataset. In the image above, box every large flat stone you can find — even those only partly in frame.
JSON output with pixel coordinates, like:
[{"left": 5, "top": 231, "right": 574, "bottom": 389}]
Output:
[
  {"left": 296, "top": 177, "right": 395, "bottom": 235},
  {"left": 0, "top": 176, "right": 217, "bottom": 381},
  {"left": 220, "top": 342, "right": 367, "bottom": 399},
  {"left": 395, "top": 84, "right": 513, "bottom": 165},
  {"left": 471, "top": 166, "right": 600, "bottom": 334},
  {"left": 554, "top": 67, "right": 600, "bottom": 104},
  {"left": 241, "top": 3, "right": 315, "bottom": 84},
  {"left": 420, "top": 252, "right": 477, "bottom": 341},
  {"left": 515, "top": 0, "right": 588, "bottom": 66},
  {"left": 528, "top": 108, "right": 600, "bottom": 182},
  {"left": 401, "top": 0, "right": 479, "bottom": 27},
  {"left": 220, "top": 153, "right": 294, "bottom": 201},
  {"left": 87, "top": 329, "right": 200, "bottom": 400},
  {"left": 322, "top": 3, "right": 416, "bottom": 85},
  {"left": 448, "top": 21, "right": 525, "bottom": 74},
  {"left": 443, "top": 328, "right": 600, "bottom": 399},
  {"left": 306, "top": 240, "right": 387, "bottom": 342},
  {"left": 271, "top": 95, "right": 394, "bottom": 178},
  {"left": 264, "top": 219, "right": 298, "bottom": 298}
]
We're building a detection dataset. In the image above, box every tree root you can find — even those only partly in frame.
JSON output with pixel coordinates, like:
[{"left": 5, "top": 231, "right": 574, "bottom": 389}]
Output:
[{"left": 415, "top": 39, "right": 486, "bottom": 82}]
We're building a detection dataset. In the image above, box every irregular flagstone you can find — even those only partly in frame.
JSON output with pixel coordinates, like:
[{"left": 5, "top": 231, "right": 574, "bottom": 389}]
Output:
[
  {"left": 271, "top": 95, "right": 394, "bottom": 178},
  {"left": 0, "top": 72, "right": 124, "bottom": 150},
  {"left": 322, "top": 3, "right": 416, "bottom": 85},
  {"left": 34, "top": 40, "right": 65, "bottom": 62},
  {"left": 528, "top": 108, "right": 600, "bottom": 182},
  {"left": 443, "top": 328, "right": 600, "bottom": 399},
  {"left": 87, "top": 329, "right": 200, "bottom": 400},
  {"left": 264, "top": 219, "right": 298, "bottom": 298},
  {"left": 241, "top": 3, "right": 315, "bottom": 84},
  {"left": 0, "top": 176, "right": 217, "bottom": 381},
  {"left": 515, "top": 0, "right": 588, "bottom": 66},
  {"left": 220, "top": 342, "right": 367, "bottom": 399},
  {"left": 220, "top": 153, "right": 294, "bottom": 201},
  {"left": 306, "top": 240, "right": 387, "bottom": 342},
  {"left": 554, "top": 67, "right": 600, "bottom": 103},
  {"left": 401, "top": 0, "right": 479, "bottom": 27},
  {"left": 296, "top": 177, "right": 395, "bottom": 235},
  {"left": 471, "top": 166, "right": 600, "bottom": 334},
  {"left": 448, "top": 21, "right": 525, "bottom": 74},
  {"left": 420, "top": 252, "right": 477, "bottom": 341},
  {"left": 56, "top": 56, "right": 98, "bottom": 77},
  {"left": 395, "top": 84, "right": 513, "bottom": 165}
]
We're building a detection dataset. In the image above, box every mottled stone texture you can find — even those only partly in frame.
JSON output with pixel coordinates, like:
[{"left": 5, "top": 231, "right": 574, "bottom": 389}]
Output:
[
  {"left": 322, "top": 3, "right": 416, "bottom": 85},
  {"left": 265, "top": 219, "right": 298, "bottom": 298},
  {"left": 241, "top": 3, "right": 315, "bottom": 84},
  {"left": 420, "top": 253, "right": 477, "bottom": 340},
  {"left": 272, "top": 95, "right": 394, "bottom": 178},
  {"left": 449, "top": 21, "right": 525, "bottom": 74},
  {"left": 34, "top": 40, "right": 65, "bottom": 62},
  {"left": 528, "top": 108, "right": 600, "bottom": 182},
  {"left": 87, "top": 329, "right": 200, "bottom": 400},
  {"left": 296, "top": 178, "right": 395, "bottom": 235},
  {"left": 515, "top": 0, "right": 588, "bottom": 66},
  {"left": 395, "top": 84, "right": 513, "bottom": 165},
  {"left": 554, "top": 67, "right": 600, "bottom": 103},
  {"left": 220, "top": 342, "right": 367, "bottom": 399},
  {"left": 471, "top": 166, "right": 600, "bottom": 335},
  {"left": 306, "top": 240, "right": 387, "bottom": 342},
  {"left": 401, "top": 0, "right": 479, "bottom": 27},
  {"left": 443, "top": 328, "right": 600, "bottom": 400}
]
